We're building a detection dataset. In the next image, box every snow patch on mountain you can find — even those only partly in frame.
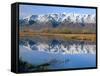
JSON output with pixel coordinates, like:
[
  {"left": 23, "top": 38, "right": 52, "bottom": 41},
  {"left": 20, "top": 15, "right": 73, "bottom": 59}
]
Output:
[{"left": 20, "top": 13, "right": 96, "bottom": 25}]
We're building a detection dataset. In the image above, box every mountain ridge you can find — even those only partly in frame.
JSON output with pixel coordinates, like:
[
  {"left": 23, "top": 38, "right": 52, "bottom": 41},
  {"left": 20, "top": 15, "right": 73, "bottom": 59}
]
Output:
[
  {"left": 20, "top": 13, "right": 96, "bottom": 26},
  {"left": 19, "top": 13, "right": 96, "bottom": 34}
]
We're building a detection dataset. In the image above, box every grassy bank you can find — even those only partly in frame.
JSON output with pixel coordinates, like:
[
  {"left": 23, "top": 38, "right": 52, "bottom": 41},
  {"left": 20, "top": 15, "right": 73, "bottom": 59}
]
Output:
[{"left": 19, "top": 32, "right": 96, "bottom": 42}]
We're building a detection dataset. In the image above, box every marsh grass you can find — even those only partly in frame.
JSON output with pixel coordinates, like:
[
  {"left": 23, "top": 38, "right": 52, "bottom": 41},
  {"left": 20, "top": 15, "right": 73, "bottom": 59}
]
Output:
[{"left": 20, "top": 32, "right": 96, "bottom": 42}]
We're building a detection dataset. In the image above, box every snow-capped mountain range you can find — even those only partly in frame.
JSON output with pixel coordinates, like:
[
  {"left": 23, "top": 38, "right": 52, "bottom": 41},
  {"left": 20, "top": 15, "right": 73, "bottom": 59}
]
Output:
[{"left": 20, "top": 13, "right": 96, "bottom": 26}]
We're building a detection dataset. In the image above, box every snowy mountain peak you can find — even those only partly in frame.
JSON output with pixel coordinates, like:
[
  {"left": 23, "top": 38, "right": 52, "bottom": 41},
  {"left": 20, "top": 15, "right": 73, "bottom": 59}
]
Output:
[{"left": 20, "top": 13, "right": 96, "bottom": 26}]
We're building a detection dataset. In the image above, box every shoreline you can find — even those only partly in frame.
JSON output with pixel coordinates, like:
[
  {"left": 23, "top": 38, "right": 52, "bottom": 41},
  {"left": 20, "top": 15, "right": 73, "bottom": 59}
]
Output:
[{"left": 19, "top": 32, "right": 96, "bottom": 42}]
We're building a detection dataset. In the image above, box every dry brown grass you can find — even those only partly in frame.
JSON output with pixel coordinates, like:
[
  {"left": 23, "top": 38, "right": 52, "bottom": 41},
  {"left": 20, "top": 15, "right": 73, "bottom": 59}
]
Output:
[{"left": 19, "top": 32, "right": 96, "bottom": 42}]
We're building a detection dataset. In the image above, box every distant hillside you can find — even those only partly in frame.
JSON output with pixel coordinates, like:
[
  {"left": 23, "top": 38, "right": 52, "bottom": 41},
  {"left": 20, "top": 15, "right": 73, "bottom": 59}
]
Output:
[{"left": 19, "top": 13, "right": 96, "bottom": 34}]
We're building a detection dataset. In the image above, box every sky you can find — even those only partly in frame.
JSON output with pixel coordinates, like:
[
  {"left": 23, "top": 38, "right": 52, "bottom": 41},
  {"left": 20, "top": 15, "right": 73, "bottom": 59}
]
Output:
[{"left": 19, "top": 4, "right": 96, "bottom": 19}]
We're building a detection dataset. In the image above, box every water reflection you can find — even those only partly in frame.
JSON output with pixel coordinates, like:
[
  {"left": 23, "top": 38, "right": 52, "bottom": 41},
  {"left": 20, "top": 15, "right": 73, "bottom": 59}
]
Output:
[{"left": 19, "top": 36, "right": 96, "bottom": 54}]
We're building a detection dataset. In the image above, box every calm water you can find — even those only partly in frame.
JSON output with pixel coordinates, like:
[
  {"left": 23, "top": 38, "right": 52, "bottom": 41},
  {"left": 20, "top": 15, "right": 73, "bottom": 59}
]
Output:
[{"left": 19, "top": 35, "right": 96, "bottom": 71}]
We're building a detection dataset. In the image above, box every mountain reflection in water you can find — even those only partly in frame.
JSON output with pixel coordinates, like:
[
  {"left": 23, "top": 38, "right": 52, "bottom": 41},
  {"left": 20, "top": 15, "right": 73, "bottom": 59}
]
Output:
[
  {"left": 19, "top": 35, "right": 96, "bottom": 72},
  {"left": 19, "top": 36, "right": 96, "bottom": 54}
]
